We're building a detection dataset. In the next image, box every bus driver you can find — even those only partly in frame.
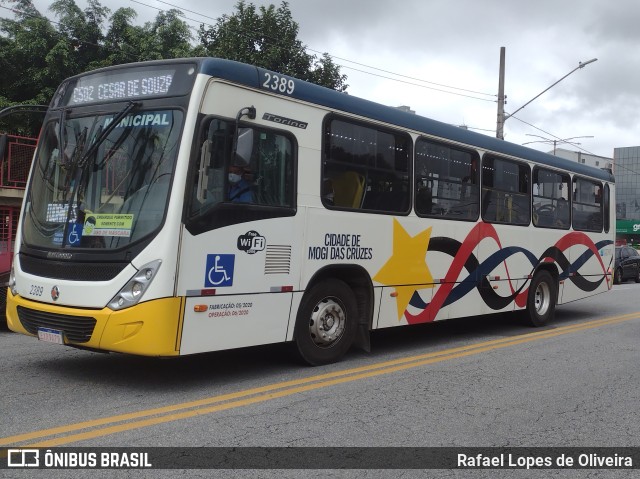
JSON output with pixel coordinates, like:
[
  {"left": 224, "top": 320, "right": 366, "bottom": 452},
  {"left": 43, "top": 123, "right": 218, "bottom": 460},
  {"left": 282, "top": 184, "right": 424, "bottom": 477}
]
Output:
[{"left": 228, "top": 165, "right": 253, "bottom": 203}]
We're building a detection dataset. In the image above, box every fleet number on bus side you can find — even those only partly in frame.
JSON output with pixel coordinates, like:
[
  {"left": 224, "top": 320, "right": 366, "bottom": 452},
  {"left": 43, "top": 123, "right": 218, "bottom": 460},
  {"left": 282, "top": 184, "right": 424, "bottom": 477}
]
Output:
[{"left": 262, "top": 72, "right": 295, "bottom": 95}]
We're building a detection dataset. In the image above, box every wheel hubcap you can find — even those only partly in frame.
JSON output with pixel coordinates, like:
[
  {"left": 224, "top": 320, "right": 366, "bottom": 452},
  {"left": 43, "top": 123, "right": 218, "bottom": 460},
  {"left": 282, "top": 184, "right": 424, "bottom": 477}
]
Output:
[
  {"left": 534, "top": 281, "right": 551, "bottom": 316},
  {"left": 309, "top": 297, "right": 346, "bottom": 348}
]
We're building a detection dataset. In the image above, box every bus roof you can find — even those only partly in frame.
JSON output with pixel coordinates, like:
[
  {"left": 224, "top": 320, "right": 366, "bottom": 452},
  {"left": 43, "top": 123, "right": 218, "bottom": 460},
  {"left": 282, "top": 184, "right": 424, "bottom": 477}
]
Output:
[
  {"left": 65, "top": 57, "right": 615, "bottom": 183},
  {"left": 197, "top": 58, "right": 613, "bottom": 183}
]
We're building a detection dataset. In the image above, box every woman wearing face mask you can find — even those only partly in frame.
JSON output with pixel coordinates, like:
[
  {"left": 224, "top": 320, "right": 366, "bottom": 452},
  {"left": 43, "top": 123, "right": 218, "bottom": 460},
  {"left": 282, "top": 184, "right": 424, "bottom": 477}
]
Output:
[{"left": 228, "top": 165, "right": 253, "bottom": 203}]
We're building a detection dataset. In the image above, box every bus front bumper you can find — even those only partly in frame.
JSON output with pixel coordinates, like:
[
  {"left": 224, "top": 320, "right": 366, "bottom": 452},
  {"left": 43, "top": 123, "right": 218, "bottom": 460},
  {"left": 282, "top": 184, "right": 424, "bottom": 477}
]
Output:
[{"left": 6, "top": 290, "right": 184, "bottom": 357}]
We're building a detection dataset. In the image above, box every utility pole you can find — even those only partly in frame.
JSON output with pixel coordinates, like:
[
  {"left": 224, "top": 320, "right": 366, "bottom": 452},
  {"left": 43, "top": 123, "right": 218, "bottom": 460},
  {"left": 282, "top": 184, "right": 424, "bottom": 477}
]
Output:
[{"left": 496, "top": 47, "right": 506, "bottom": 140}]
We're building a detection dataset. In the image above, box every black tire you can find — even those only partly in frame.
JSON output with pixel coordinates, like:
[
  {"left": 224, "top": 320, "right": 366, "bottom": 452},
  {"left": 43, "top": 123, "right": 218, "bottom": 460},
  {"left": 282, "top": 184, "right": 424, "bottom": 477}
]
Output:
[
  {"left": 635, "top": 266, "right": 640, "bottom": 283},
  {"left": 524, "top": 270, "right": 557, "bottom": 327},
  {"left": 294, "top": 279, "right": 358, "bottom": 366},
  {"left": 614, "top": 268, "right": 622, "bottom": 285}
]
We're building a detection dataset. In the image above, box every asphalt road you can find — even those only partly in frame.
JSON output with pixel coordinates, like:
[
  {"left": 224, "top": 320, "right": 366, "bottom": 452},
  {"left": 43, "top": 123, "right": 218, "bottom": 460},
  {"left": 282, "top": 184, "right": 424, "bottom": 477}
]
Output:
[{"left": 1, "top": 283, "right": 639, "bottom": 478}]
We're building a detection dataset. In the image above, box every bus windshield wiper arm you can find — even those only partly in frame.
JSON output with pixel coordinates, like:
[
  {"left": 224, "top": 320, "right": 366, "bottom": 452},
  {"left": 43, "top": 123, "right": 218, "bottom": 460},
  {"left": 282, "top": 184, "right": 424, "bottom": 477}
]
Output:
[
  {"left": 60, "top": 101, "right": 139, "bottom": 246},
  {"left": 76, "top": 100, "right": 139, "bottom": 168}
]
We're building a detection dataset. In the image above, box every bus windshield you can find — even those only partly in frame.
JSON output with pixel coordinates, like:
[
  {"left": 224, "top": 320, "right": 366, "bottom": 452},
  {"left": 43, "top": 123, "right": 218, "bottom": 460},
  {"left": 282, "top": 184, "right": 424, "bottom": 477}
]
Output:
[{"left": 22, "top": 108, "right": 183, "bottom": 250}]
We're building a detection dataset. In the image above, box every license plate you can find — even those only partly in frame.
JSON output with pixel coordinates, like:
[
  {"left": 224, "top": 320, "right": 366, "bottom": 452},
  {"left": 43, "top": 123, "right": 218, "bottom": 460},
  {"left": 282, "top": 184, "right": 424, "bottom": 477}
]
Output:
[{"left": 37, "top": 327, "right": 64, "bottom": 344}]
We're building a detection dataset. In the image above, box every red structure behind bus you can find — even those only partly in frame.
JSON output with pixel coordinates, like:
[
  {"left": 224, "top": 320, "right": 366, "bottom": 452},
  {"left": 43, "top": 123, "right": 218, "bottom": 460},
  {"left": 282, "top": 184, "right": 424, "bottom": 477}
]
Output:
[{"left": 0, "top": 133, "right": 37, "bottom": 321}]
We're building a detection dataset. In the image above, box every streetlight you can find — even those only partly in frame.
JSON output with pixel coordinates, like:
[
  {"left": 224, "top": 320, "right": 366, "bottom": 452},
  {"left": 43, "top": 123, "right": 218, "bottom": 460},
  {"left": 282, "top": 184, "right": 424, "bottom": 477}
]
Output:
[
  {"left": 496, "top": 57, "right": 598, "bottom": 139},
  {"left": 522, "top": 134, "right": 594, "bottom": 154}
]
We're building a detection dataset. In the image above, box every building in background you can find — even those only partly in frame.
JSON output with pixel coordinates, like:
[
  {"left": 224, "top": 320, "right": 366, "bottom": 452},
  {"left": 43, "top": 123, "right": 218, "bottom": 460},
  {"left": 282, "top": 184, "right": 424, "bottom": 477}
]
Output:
[
  {"left": 553, "top": 147, "right": 640, "bottom": 246},
  {"left": 613, "top": 146, "right": 640, "bottom": 245},
  {"left": 553, "top": 148, "right": 613, "bottom": 172}
]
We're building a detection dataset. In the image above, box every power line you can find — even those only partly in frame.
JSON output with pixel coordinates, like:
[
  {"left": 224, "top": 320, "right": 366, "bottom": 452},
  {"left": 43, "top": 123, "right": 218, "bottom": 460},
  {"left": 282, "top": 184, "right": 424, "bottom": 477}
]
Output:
[
  {"left": 338, "top": 64, "right": 495, "bottom": 102},
  {"left": 138, "top": 7, "right": 609, "bottom": 162},
  {"left": 506, "top": 112, "right": 599, "bottom": 157},
  {"left": 3, "top": 2, "right": 610, "bottom": 155},
  {"left": 462, "top": 125, "right": 496, "bottom": 133},
  {"left": 148, "top": 0, "right": 496, "bottom": 98},
  {"left": 324, "top": 55, "right": 495, "bottom": 98},
  {"left": 129, "top": 0, "right": 206, "bottom": 31},
  {"left": 153, "top": 0, "right": 218, "bottom": 21},
  {"left": 506, "top": 112, "right": 635, "bottom": 174},
  {"left": 3, "top": 1, "right": 492, "bottom": 103},
  {"left": 129, "top": 0, "right": 498, "bottom": 102}
]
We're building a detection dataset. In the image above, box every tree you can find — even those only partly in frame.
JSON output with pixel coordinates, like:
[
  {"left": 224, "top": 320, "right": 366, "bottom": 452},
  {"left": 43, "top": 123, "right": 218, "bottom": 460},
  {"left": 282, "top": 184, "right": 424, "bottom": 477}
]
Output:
[
  {"left": 0, "top": 0, "right": 60, "bottom": 134},
  {"left": 41, "top": 0, "right": 111, "bottom": 85},
  {"left": 198, "top": 1, "right": 347, "bottom": 91},
  {"left": 101, "top": 7, "right": 194, "bottom": 66},
  {"left": 0, "top": 0, "right": 347, "bottom": 135},
  {"left": 101, "top": 7, "right": 145, "bottom": 67},
  {"left": 139, "top": 8, "right": 194, "bottom": 60},
  {"left": 0, "top": 0, "right": 60, "bottom": 105}
]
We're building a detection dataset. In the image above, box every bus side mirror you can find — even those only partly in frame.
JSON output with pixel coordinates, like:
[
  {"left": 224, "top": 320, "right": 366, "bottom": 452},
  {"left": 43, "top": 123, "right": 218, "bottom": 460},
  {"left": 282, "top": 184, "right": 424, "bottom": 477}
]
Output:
[{"left": 231, "top": 106, "right": 255, "bottom": 164}]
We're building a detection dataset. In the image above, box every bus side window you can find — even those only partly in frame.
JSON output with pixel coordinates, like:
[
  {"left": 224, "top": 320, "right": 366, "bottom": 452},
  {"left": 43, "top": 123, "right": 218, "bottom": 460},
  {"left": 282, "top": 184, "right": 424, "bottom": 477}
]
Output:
[
  {"left": 572, "top": 177, "right": 603, "bottom": 232},
  {"left": 323, "top": 116, "right": 410, "bottom": 214},
  {"left": 415, "top": 138, "right": 479, "bottom": 220},
  {"left": 482, "top": 155, "right": 530, "bottom": 225}
]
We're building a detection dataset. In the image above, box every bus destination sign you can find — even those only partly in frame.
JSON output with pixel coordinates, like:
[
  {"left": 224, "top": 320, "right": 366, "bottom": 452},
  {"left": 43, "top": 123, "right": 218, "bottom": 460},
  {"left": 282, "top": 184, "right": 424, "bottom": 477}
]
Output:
[{"left": 65, "top": 64, "right": 196, "bottom": 106}]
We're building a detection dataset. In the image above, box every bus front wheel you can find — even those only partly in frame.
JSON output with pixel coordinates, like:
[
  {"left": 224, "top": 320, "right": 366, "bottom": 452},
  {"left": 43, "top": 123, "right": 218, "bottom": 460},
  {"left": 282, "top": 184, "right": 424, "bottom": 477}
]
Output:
[
  {"left": 294, "top": 279, "right": 358, "bottom": 366},
  {"left": 525, "top": 270, "right": 557, "bottom": 327}
]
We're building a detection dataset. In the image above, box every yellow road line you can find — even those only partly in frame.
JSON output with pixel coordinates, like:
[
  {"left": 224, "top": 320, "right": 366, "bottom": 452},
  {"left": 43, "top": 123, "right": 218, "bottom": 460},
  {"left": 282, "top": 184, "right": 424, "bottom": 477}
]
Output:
[{"left": 1, "top": 312, "right": 638, "bottom": 447}]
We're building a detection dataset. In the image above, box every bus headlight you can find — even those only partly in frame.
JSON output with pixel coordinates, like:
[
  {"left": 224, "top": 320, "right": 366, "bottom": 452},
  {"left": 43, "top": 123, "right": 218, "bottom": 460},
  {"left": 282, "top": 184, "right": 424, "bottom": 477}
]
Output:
[
  {"left": 9, "top": 265, "right": 17, "bottom": 296},
  {"left": 108, "top": 260, "right": 162, "bottom": 311}
]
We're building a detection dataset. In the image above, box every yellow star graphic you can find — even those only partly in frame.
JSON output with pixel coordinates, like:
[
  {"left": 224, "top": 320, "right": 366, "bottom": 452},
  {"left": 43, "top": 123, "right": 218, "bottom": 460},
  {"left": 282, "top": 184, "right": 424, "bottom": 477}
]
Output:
[{"left": 373, "top": 218, "right": 434, "bottom": 319}]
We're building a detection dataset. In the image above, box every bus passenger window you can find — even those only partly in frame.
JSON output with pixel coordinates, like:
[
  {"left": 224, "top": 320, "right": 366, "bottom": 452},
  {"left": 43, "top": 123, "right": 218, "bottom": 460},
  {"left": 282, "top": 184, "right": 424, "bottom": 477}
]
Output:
[
  {"left": 572, "top": 178, "right": 603, "bottom": 232},
  {"left": 415, "top": 138, "right": 479, "bottom": 220},
  {"left": 532, "top": 167, "right": 570, "bottom": 229},
  {"left": 482, "top": 155, "right": 530, "bottom": 225},
  {"left": 323, "top": 117, "right": 410, "bottom": 213}
]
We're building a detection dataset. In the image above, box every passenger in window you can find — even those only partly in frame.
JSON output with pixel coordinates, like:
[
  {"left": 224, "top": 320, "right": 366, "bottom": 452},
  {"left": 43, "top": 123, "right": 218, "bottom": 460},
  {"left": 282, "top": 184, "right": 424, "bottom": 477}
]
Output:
[{"left": 228, "top": 165, "right": 253, "bottom": 203}]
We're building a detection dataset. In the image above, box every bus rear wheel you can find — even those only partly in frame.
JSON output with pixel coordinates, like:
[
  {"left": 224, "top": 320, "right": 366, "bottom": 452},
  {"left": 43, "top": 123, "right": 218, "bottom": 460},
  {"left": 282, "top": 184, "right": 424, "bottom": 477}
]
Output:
[
  {"left": 525, "top": 270, "right": 557, "bottom": 327},
  {"left": 294, "top": 279, "right": 357, "bottom": 366}
]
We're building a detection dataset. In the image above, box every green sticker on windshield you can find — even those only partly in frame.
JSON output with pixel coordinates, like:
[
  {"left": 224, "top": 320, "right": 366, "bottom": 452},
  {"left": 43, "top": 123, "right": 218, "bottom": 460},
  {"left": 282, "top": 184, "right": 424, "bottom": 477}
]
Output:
[{"left": 83, "top": 214, "right": 134, "bottom": 237}]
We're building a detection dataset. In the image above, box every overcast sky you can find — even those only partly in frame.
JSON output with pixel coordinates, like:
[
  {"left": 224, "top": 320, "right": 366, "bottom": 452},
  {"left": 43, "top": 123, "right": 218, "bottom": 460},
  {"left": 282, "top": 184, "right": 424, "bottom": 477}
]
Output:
[{"left": 22, "top": 0, "right": 640, "bottom": 158}]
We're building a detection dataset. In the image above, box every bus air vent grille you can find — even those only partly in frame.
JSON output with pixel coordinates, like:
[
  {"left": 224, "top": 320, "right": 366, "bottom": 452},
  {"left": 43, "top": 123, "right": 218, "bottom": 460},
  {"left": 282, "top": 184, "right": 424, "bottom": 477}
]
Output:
[
  {"left": 265, "top": 245, "right": 291, "bottom": 275},
  {"left": 20, "top": 254, "right": 127, "bottom": 281},
  {"left": 16, "top": 306, "right": 97, "bottom": 343}
]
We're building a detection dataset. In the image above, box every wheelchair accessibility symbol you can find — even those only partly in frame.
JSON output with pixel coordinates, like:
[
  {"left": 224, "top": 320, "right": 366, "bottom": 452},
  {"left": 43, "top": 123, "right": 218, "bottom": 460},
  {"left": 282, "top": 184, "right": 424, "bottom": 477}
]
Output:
[
  {"left": 205, "top": 254, "right": 235, "bottom": 287},
  {"left": 67, "top": 223, "right": 83, "bottom": 246}
]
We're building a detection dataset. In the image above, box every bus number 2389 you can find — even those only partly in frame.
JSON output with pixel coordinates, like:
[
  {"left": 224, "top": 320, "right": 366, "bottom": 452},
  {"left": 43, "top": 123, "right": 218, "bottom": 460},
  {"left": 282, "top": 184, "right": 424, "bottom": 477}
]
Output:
[{"left": 262, "top": 72, "right": 295, "bottom": 95}]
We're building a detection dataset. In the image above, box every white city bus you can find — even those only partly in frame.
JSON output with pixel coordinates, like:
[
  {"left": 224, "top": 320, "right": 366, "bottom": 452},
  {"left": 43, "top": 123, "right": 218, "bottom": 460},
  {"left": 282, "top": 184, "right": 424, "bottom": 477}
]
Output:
[{"left": 6, "top": 58, "right": 615, "bottom": 365}]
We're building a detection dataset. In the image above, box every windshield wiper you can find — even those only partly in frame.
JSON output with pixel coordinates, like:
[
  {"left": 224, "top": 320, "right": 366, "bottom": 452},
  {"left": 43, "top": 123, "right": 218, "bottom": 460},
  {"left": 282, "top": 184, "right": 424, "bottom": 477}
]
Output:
[
  {"left": 60, "top": 101, "right": 139, "bottom": 247},
  {"left": 76, "top": 100, "right": 140, "bottom": 169}
]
